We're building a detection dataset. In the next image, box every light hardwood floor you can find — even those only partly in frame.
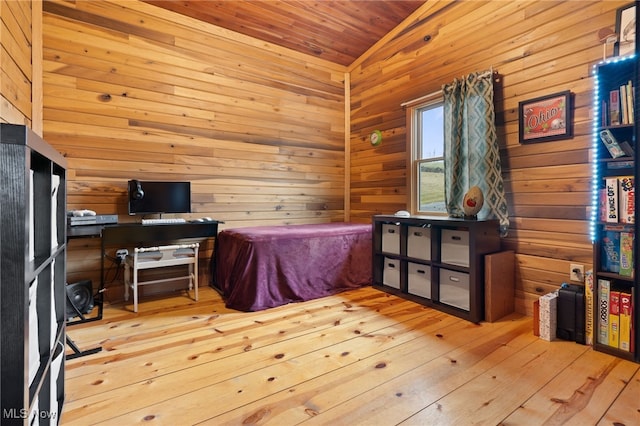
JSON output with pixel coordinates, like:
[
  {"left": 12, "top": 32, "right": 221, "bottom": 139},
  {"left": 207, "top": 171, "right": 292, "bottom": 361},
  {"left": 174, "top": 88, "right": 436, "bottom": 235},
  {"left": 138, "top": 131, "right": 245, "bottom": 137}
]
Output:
[{"left": 63, "top": 286, "right": 640, "bottom": 425}]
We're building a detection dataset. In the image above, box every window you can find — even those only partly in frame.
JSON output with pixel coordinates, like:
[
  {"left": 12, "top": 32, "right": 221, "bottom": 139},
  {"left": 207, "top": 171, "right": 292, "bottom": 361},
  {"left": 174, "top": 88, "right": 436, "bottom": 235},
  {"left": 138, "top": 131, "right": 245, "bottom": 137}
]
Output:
[{"left": 407, "top": 98, "right": 445, "bottom": 214}]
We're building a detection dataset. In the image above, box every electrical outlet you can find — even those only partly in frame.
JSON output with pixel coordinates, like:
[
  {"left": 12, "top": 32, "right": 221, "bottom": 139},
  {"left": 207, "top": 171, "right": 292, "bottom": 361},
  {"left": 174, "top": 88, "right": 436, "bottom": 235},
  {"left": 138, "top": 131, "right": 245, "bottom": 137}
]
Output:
[
  {"left": 570, "top": 263, "right": 584, "bottom": 282},
  {"left": 116, "top": 249, "right": 128, "bottom": 264}
]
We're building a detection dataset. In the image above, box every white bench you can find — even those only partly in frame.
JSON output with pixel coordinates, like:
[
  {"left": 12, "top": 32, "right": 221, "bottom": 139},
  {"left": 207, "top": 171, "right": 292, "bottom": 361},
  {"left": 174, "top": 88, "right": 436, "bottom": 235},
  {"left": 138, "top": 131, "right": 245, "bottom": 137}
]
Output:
[{"left": 124, "top": 243, "right": 199, "bottom": 312}]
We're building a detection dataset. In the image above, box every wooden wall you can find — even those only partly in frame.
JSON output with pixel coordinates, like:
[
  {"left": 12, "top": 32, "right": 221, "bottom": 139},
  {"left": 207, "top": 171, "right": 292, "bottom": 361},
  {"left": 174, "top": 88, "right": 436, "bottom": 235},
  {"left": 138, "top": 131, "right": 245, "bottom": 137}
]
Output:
[
  {"left": 349, "top": 0, "right": 627, "bottom": 315},
  {"left": 41, "top": 0, "right": 347, "bottom": 297},
  {"left": 19, "top": 0, "right": 625, "bottom": 314},
  {"left": 0, "top": 0, "right": 36, "bottom": 127}
]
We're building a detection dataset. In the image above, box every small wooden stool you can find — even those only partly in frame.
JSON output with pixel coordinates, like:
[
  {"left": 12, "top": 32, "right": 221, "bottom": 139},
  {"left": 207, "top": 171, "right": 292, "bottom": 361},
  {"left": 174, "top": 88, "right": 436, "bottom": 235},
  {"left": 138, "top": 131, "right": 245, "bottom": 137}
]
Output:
[{"left": 124, "top": 243, "right": 199, "bottom": 312}]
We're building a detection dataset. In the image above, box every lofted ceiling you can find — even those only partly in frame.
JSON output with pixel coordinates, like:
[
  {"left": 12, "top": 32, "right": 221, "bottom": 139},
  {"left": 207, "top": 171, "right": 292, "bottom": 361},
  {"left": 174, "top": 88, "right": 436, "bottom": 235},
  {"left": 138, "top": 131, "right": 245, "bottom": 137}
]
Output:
[{"left": 143, "top": 0, "right": 426, "bottom": 66}]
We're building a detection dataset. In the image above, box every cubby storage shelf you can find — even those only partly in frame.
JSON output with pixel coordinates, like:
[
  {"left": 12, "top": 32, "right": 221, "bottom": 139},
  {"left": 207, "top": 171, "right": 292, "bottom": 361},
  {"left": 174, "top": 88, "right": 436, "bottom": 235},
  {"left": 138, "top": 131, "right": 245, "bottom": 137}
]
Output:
[
  {"left": 372, "top": 215, "right": 501, "bottom": 323},
  {"left": 1, "top": 124, "right": 67, "bottom": 425}
]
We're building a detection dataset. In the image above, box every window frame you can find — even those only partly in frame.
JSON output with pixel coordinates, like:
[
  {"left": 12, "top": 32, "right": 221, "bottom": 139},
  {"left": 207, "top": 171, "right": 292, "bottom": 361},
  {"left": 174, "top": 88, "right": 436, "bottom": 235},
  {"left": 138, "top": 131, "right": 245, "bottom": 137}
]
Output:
[{"left": 405, "top": 93, "right": 446, "bottom": 216}]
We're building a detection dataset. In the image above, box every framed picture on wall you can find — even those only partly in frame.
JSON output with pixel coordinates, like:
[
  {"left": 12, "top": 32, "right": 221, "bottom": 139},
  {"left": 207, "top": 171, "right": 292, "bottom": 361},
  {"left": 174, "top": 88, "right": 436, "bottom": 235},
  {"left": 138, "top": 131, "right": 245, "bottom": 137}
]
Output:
[
  {"left": 518, "top": 91, "right": 573, "bottom": 143},
  {"left": 614, "top": 3, "right": 635, "bottom": 57}
]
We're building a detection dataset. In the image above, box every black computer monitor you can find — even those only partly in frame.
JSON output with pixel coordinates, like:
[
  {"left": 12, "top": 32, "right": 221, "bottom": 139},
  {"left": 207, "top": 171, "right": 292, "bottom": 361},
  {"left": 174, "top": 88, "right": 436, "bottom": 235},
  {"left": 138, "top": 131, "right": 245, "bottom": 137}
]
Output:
[{"left": 127, "top": 180, "right": 191, "bottom": 215}]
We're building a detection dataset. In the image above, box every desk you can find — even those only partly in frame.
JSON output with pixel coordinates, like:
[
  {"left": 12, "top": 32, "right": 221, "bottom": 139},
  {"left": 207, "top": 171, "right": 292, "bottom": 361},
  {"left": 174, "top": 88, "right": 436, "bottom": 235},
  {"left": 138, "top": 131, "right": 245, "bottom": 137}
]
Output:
[
  {"left": 68, "top": 221, "right": 220, "bottom": 323},
  {"left": 69, "top": 221, "right": 220, "bottom": 242},
  {"left": 101, "top": 221, "right": 219, "bottom": 292},
  {"left": 101, "top": 222, "right": 219, "bottom": 246}
]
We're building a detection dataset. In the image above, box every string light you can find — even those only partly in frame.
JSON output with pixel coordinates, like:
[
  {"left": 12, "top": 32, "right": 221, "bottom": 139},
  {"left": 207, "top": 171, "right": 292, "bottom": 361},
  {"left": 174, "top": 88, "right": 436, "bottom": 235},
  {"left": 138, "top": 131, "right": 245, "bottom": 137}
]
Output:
[{"left": 590, "top": 54, "right": 636, "bottom": 242}]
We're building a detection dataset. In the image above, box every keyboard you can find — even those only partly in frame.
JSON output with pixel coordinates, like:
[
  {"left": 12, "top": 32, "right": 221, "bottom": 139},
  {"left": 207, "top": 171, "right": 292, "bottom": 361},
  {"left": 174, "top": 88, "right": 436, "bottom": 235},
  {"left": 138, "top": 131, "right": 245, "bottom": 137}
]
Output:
[{"left": 141, "top": 218, "right": 187, "bottom": 225}]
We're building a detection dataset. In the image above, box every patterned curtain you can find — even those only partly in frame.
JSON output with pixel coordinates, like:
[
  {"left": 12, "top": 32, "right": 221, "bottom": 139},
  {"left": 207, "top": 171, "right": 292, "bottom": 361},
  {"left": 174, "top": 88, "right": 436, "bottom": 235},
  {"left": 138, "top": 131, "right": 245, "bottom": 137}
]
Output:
[{"left": 443, "top": 69, "right": 509, "bottom": 236}]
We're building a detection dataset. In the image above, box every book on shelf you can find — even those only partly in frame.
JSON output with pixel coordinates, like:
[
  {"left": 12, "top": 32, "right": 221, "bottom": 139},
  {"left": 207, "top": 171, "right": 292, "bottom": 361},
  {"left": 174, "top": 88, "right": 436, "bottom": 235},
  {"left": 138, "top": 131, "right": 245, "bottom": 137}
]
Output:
[
  {"left": 630, "top": 289, "right": 636, "bottom": 353},
  {"left": 619, "top": 231, "right": 634, "bottom": 278},
  {"left": 603, "top": 80, "right": 635, "bottom": 126},
  {"left": 619, "top": 291, "right": 633, "bottom": 351},
  {"left": 609, "top": 89, "right": 620, "bottom": 125},
  {"left": 599, "top": 129, "right": 625, "bottom": 159},
  {"left": 604, "top": 177, "right": 619, "bottom": 222},
  {"left": 597, "top": 279, "right": 610, "bottom": 345},
  {"left": 608, "top": 290, "right": 620, "bottom": 348},
  {"left": 601, "top": 176, "right": 635, "bottom": 224},
  {"left": 626, "top": 80, "right": 634, "bottom": 125},
  {"left": 607, "top": 160, "right": 634, "bottom": 170},
  {"left": 618, "top": 176, "right": 635, "bottom": 224},
  {"left": 596, "top": 282, "right": 635, "bottom": 352},
  {"left": 601, "top": 229, "right": 621, "bottom": 274},
  {"left": 620, "top": 80, "right": 635, "bottom": 125},
  {"left": 609, "top": 80, "right": 636, "bottom": 126},
  {"left": 585, "top": 270, "right": 594, "bottom": 346},
  {"left": 620, "top": 84, "right": 629, "bottom": 125}
]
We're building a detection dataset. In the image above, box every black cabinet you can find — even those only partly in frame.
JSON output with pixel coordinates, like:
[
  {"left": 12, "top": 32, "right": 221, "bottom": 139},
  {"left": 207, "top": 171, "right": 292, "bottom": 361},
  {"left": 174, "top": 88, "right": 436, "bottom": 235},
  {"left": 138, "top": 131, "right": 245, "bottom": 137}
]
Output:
[
  {"left": 1, "top": 124, "right": 66, "bottom": 424},
  {"left": 592, "top": 55, "right": 639, "bottom": 363},
  {"left": 372, "top": 215, "right": 500, "bottom": 323}
]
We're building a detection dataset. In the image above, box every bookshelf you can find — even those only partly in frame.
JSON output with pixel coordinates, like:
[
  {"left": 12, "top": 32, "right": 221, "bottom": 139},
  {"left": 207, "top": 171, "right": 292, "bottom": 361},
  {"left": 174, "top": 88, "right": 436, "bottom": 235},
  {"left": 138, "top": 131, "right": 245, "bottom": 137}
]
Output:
[
  {"left": 0, "top": 124, "right": 67, "bottom": 424},
  {"left": 591, "top": 54, "right": 638, "bottom": 363}
]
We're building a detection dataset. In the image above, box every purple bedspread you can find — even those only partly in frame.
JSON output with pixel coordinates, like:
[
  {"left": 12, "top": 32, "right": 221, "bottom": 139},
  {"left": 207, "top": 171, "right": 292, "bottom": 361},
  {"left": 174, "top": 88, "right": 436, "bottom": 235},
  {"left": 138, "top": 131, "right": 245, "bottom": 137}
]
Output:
[{"left": 214, "top": 222, "right": 372, "bottom": 311}]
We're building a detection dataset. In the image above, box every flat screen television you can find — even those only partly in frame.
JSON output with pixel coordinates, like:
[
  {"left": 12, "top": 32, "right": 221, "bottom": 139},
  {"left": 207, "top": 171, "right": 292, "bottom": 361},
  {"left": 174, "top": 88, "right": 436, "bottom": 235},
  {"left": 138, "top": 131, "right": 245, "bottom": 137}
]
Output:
[{"left": 128, "top": 180, "right": 191, "bottom": 215}]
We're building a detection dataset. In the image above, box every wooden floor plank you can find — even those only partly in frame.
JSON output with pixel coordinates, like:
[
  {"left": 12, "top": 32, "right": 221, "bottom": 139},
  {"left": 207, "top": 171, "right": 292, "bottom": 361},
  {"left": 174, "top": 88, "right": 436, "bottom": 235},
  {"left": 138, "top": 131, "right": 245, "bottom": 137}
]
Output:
[
  {"left": 502, "top": 349, "right": 639, "bottom": 425},
  {"left": 64, "top": 289, "right": 413, "bottom": 375},
  {"left": 63, "top": 291, "right": 437, "bottom": 423},
  {"left": 64, "top": 293, "right": 426, "bottom": 403},
  {"left": 61, "top": 286, "right": 640, "bottom": 426},
  {"left": 298, "top": 316, "right": 536, "bottom": 425},
  {"left": 399, "top": 338, "right": 591, "bottom": 425},
  {"left": 598, "top": 365, "right": 640, "bottom": 426},
  {"left": 66, "top": 309, "right": 458, "bottom": 425},
  {"left": 210, "top": 315, "right": 531, "bottom": 425},
  {"left": 65, "top": 288, "right": 385, "bottom": 377}
]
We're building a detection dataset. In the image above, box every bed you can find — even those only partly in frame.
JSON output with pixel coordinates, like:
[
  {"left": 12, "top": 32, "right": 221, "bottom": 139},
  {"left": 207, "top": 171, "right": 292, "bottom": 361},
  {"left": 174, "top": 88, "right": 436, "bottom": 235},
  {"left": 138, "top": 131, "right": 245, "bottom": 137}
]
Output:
[{"left": 213, "top": 222, "right": 373, "bottom": 311}]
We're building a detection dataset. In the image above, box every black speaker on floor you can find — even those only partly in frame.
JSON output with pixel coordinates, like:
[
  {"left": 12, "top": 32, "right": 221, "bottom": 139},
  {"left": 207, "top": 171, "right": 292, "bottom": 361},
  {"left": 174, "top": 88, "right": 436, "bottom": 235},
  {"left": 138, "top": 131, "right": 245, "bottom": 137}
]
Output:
[{"left": 66, "top": 280, "right": 95, "bottom": 320}]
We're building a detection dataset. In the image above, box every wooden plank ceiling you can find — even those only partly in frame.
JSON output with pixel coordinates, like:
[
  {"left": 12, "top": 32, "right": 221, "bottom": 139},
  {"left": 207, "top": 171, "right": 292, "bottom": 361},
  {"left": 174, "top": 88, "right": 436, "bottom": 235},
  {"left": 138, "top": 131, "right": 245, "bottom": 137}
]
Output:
[{"left": 143, "top": 0, "right": 425, "bottom": 66}]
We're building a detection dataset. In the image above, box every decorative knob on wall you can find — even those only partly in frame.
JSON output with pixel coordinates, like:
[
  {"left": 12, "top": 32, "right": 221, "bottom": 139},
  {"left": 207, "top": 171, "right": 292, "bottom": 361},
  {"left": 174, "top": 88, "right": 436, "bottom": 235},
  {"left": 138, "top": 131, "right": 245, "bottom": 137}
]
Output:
[
  {"left": 370, "top": 130, "right": 383, "bottom": 146},
  {"left": 597, "top": 27, "right": 618, "bottom": 60}
]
